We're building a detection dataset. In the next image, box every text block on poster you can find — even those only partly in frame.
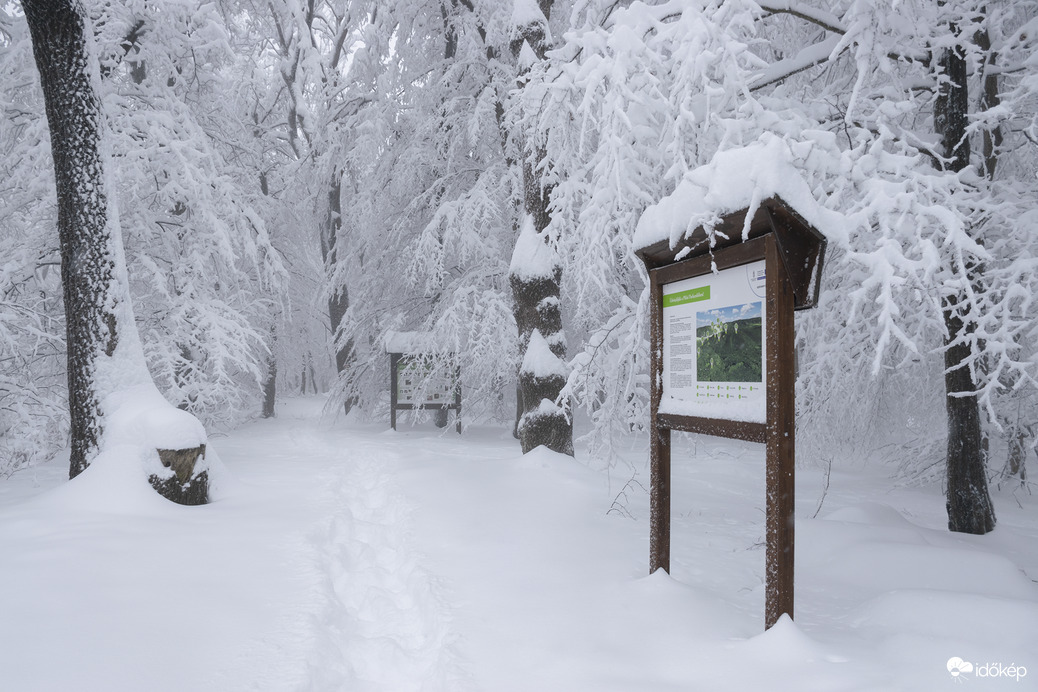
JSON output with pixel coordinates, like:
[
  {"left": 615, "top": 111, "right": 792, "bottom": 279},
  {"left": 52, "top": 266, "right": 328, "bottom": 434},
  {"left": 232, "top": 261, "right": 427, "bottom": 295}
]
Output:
[{"left": 395, "top": 356, "right": 457, "bottom": 406}]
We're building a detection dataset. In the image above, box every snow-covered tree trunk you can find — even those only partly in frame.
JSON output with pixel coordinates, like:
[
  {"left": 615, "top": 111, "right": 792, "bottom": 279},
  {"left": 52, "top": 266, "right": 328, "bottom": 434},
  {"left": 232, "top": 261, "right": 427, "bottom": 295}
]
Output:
[
  {"left": 23, "top": 0, "right": 208, "bottom": 503},
  {"left": 23, "top": 0, "right": 111, "bottom": 479},
  {"left": 509, "top": 0, "right": 573, "bottom": 456},
  {"left": 934, "top": 24, "right": 995, "bottom": 534},
  {"left": 261, "top": 324, "right": 277, "bottom": 419},
  {"left": 321, "top": 174, "right": 356, "bottom": 416}
]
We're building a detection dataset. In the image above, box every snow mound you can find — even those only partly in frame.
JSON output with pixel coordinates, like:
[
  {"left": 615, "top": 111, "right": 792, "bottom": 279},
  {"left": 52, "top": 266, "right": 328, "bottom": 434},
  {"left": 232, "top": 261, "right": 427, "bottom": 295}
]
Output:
[
  {"left": 509, "top": 215, "right": 559, "bottom": 280},
  {"left": 512, "top": 0, "right": 547, "bottom": 28},
  {"left": 520, "top": 329, "right": 568, "bottom": 378},
  {"left": 511, "top": 443, "right": 572, "bottom": 470},
  {"left": 27, "top": 444, "right": 177, "bottom": 515},
  {"left": 821, "top": 502, "right": 918, "bottom": 527},
  {"left": 27, "top": 384, "right": 214, "bottom": 514},
  {"left": 851, "top": 589, "right": 1038, "bottom": 643},
  {"left": 822, "top": 541, "right": 1036, "bottom": 600},
  {"left": 739, "top": 614, "right": 828, "bottom": 664},
  {"left": 102, "top": 383, "right": 207, "bottom": 452}
]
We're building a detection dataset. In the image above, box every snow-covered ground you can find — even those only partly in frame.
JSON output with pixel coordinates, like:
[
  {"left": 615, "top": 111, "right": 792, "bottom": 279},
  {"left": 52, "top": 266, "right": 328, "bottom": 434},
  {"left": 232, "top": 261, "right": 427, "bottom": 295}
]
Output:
[{"left": 1, "top": 397, "right": 1036, "bottom": 691}]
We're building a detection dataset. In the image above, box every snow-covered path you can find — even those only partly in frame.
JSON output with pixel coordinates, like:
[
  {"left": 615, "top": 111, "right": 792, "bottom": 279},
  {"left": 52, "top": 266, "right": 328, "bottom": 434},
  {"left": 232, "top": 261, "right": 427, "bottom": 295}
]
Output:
[
  {"left": 0, "top": 398, "right": 460, "bottom": 691},
  {"left": 282, "top": 422, "right": 462, "bottom": 691},
  {"left": 1, "top": 397, "right": 1037, "bottom": 691}
]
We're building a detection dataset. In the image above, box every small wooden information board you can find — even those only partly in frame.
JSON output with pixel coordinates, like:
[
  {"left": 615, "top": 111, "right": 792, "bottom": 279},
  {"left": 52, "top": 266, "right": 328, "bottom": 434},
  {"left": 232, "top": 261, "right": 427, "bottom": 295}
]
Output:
[
  {"left": 387, "top": 331, "right": 462, "bottom": 433},
  {"left": 636, "top": 196, "right": 826, "bottom": 630}
]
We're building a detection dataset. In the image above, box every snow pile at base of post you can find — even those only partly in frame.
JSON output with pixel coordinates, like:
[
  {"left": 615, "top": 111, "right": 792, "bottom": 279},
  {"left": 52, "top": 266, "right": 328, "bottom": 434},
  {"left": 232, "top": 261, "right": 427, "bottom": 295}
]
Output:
[
  {"left": 633, "top": 133, "right": 844, "bottom": 253},
  {"left": 509, "top": 215, "right": 560, "bottom": 281}
]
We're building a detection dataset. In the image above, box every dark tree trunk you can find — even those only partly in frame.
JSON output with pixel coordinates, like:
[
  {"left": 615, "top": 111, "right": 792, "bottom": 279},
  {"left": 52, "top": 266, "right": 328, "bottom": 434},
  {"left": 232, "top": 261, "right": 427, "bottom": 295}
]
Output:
[
  {"left": 934, "top": 27, "right": 995, "bottom": 534},
  {"left": 1006, "top": 424, "right": 1028, "bottom": 482},
  {"left": 173, "top": 344, "right": 197, "bottom": 411},
  {"left": 261, "top": 325, "right": 277, "bottom": 418},
  {"left": 513, "top": 383, "right": 523, "bottom": 439},
  {"left": 942, "top": 299, "right": 995, "bottom": 533},
  {"left": 25, "top": 0, "right": 209, "bottom": 504},
  {"left": 321, "top": 175, "right": 356, "bottom": 416},
  {"left": 974, "top": 23, "right": 1002, "bottom": 181},
  {"left": 258, "top": 170, "right": 278, "bottom": 419},
  {"left": 508, "top": 2, "right": 573, "bottom": 456},
  {"left": 24, "top": 0, "right": 118, "bottom": 479}
]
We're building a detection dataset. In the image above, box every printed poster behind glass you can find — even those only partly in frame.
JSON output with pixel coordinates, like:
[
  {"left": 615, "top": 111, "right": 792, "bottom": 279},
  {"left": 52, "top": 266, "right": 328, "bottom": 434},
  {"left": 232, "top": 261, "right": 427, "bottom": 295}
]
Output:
[{"left": 661, "top": 260, "right": 767, "bottom": 423}]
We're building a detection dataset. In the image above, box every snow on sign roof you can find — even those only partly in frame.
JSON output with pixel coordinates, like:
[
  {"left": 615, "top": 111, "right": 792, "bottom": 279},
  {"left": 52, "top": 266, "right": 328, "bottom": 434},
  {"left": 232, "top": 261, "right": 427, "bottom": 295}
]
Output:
[
  {"left": 635, "top": 136, "right": 836, "bottom": 311},
  {"left": 384, "top": 331, "right": 444, "bottom": 355},
  {"left": 633, "top": 135, "right": 841, "bottom": 257}
]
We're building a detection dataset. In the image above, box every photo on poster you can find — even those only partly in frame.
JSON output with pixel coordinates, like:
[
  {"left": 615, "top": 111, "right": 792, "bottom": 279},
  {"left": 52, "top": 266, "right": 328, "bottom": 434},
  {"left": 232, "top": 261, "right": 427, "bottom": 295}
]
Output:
[{"left": 695, "top": 301, "right": 763, "bottom": 383}]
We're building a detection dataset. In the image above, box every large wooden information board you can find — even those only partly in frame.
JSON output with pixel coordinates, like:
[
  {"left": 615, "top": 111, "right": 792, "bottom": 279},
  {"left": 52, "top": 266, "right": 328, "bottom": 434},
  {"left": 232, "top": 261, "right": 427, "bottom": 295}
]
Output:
[{"left": 637, "top": 197, "right": 826, "bottom": 630}]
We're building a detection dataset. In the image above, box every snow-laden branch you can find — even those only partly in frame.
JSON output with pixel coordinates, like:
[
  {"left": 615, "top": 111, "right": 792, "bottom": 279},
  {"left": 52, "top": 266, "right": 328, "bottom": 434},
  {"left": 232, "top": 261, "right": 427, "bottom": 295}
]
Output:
[
  {"left": 752, "top": 0, "right": 930, "bottom": 92},
  {"left": 749, "top": 34, "right": 841, "bottom": 91},
  {"left": 756, "top": 0, "right": 845, "bottom": 34}
]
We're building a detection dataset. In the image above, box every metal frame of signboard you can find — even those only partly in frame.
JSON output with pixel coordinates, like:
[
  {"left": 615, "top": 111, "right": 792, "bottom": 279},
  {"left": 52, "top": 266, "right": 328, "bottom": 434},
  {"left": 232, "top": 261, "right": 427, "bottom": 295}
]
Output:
[
  {"left": 648, "top": 233, "right": 795, "bottom": 629},
  {"left": 389, "top": 352, "right": 462, "bottom": 434}
]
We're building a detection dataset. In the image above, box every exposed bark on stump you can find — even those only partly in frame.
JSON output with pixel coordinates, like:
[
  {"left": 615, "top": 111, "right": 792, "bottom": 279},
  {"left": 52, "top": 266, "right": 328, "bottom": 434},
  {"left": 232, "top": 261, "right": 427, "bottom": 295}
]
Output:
[{"left": 151, "top": 445, "right": 208, "bottom": 505}]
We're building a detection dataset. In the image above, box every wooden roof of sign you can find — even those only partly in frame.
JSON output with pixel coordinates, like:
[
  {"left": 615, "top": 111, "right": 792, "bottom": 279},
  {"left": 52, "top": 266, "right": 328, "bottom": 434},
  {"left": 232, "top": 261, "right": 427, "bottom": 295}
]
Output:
[{"left": 635, "top": 196, "right": 827, "bottom": 311}]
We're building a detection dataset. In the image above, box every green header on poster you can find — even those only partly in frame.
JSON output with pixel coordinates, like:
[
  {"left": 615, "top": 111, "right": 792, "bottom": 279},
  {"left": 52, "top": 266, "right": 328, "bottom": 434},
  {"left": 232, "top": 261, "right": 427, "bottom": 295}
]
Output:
[{"left": 663, "top": 286, "right": 710, "bottom": 308}]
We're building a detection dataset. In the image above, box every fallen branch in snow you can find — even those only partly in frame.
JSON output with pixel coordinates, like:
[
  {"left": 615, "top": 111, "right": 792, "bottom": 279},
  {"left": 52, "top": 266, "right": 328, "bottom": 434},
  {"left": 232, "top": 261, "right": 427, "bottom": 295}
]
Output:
[
  {"left": 607, "top": 470, "right": 646, "bottom": 520},
  {"left": 812, "top": 456, "right": 833, "bottom": 519}
]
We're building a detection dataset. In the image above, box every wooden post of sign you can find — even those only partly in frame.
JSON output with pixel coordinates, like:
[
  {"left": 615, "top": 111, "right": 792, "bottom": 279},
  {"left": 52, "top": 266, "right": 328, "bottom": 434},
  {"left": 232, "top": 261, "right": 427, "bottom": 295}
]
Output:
[
  {"left": 764, "top": 234, "right": 795, "bottom": 627},
  {"left": 649, "top": 270, "right": 671, "bottom": 574},
  {"left": 390, "top": 352, "right": 400, "bottom": 431},
  {"left": 649, "top": 426, "right": 672, "bottom": 574},
  {"left": 454, "top": 368, "right": 463, "bottom": 434}
]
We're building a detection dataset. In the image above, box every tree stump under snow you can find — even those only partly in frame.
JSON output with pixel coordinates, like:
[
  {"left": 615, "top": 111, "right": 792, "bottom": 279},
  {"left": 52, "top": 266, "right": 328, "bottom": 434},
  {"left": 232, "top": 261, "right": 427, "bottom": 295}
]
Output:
[{"left": 150, "top": 445, "right": 208, "bottom": 505}]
